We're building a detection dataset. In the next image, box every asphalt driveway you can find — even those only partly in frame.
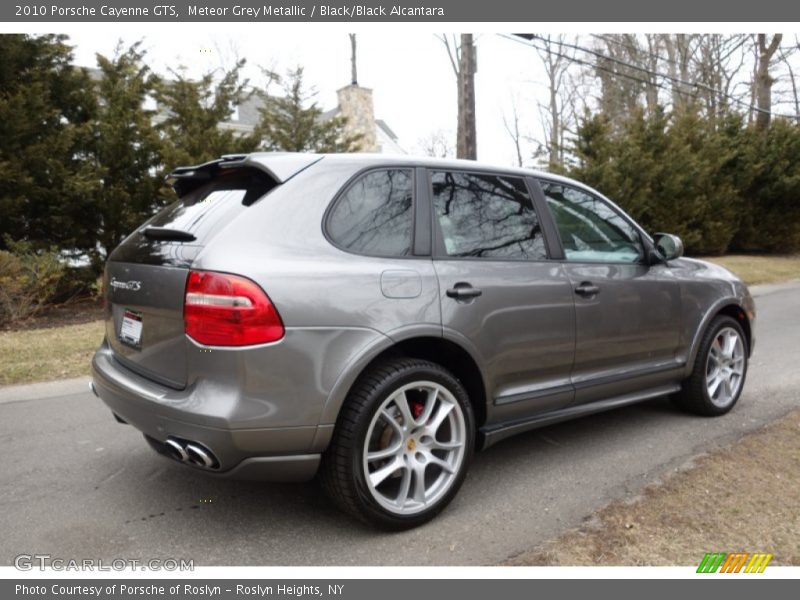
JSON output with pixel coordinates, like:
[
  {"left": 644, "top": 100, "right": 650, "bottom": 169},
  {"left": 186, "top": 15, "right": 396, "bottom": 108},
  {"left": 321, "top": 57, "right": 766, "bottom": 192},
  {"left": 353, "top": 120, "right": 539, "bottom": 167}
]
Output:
[{"left": 1, "top": 281, "right": 798, "bottom": 566}]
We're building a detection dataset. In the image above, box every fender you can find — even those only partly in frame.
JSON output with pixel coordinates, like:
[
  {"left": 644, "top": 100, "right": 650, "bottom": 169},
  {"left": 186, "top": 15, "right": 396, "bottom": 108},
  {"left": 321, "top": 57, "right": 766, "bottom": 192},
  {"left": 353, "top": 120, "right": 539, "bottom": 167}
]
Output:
[
  {"left": 682, "top": 296, "right": 751, "bottom": 378},
  {"left": 316, "top": 323, "right": 490, "bottom": 428}
]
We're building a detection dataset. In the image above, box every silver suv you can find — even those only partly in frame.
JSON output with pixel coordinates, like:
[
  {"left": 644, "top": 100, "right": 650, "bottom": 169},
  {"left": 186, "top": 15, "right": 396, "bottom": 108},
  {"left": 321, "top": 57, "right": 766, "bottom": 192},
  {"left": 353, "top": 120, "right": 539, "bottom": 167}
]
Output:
[{"left": 91, "top": 153, "right": 755, "bottom": 529}]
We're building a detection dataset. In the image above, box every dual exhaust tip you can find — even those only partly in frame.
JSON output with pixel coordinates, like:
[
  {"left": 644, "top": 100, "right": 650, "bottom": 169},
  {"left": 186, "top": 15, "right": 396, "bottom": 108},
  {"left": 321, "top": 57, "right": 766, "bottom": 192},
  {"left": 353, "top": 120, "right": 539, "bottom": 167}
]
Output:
[{"left": 164, "top": 437, "right": 219, "bottom": 470}]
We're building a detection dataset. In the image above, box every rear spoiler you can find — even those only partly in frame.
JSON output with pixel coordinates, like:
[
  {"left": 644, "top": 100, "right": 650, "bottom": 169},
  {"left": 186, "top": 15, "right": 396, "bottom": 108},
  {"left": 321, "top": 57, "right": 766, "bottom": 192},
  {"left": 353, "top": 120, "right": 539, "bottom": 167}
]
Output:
[{"left": 167, "top": 152, "right": 324, "bottom": 197}]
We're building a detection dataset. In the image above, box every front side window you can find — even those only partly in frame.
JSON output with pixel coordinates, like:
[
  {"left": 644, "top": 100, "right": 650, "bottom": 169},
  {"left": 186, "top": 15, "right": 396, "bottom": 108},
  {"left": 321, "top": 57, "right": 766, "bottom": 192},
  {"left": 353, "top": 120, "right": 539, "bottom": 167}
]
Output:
[
  {"left": 539, "top": 181, "right": 644, "bottom": 263},
  {"left": 327, "top": 169, "right": 414, "bottom": 257},
  {"left": 431, "top": 171, "right": 547, "bottom": 260}
]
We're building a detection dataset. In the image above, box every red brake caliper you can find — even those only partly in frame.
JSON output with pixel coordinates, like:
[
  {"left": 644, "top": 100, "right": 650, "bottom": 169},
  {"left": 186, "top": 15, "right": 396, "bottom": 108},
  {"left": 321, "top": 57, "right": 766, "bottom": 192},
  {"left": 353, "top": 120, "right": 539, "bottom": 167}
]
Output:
[{"left": 411, "top": 401, "right": 425, "bottom": 420}]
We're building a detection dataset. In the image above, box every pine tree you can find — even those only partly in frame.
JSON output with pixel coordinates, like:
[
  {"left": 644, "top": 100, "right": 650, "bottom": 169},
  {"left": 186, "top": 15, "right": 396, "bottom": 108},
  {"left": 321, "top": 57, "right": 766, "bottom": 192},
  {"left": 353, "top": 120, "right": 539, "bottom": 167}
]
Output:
[
  {"left": 0, "top": 34, "right": 98, "bottom": 254},
  {"left": 256, "top": 67, "right": 363, "bottom": 153},
  {"left": 154, "top": 59, "right": 260, "bottom": 174},
  {"left": 90, "top": 41, "right": 164, "bottom": 263}
]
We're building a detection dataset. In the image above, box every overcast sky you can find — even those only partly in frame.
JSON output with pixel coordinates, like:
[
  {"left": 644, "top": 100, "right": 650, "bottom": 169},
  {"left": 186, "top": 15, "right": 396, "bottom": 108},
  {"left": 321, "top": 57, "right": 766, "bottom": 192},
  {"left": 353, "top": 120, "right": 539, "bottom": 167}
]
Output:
[
  {"left": 44, "top": 26, "right": 800, "bottom": 167},
  {"left": 57, "top": 27, "right": 548, "bottom": 166}
]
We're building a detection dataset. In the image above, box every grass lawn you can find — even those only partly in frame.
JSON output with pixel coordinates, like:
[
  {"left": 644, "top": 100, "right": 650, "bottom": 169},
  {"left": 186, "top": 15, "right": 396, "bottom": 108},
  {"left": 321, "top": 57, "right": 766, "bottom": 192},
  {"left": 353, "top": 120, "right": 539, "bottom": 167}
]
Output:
[
  {"left": 0, "top": 320, "right": 104, "bottom": 386},
  {"left": 702, "top": 254, "right": 800, "bottom": 286},
  {"left": 507, "top": 409, "right": 800, "bottom": 566}
]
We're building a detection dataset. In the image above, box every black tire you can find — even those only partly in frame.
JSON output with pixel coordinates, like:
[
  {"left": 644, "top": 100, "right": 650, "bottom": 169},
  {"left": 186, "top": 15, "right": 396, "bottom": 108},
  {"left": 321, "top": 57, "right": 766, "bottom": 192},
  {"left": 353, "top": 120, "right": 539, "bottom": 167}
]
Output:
[
  {"left": 672, "top": 315, "right": 749, "bottom": 416},
  {"left": 320, "top": 357, "right": 475, "bottom": 530}
]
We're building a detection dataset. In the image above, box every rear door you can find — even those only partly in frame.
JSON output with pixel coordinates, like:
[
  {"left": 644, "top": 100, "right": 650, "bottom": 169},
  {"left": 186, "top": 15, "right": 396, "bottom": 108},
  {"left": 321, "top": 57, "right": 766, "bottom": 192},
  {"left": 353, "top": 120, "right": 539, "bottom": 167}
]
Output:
[
  {"left": 104, "top": 166, "right": 279, "bottom": 388},
  {"left": 429, "top": 169, "right": 576, "bottom": 420},
  {"left": 535, "top": 179, "right": 683, "bottom": 404}
]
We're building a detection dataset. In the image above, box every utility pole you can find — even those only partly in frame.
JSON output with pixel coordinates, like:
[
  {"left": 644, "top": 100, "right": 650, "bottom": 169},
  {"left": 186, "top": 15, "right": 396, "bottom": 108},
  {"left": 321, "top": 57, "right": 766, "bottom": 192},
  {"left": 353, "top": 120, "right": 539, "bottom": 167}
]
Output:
[{"left": 457, "top": 34, "right": 477, "bottom": 159}]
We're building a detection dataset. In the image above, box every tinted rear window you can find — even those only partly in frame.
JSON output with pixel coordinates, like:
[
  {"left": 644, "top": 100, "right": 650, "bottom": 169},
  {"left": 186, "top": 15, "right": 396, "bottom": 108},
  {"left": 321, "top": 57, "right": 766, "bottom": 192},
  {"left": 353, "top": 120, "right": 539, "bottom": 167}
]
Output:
[
  {"left": 150, "top": 169, "right": 276, "bottom": 239},
  {"left": 327, "top": 169, "right": 414, "bottom": 257},
  {"left": 109, "top": 168, "right": 277, "bottom": 267}
]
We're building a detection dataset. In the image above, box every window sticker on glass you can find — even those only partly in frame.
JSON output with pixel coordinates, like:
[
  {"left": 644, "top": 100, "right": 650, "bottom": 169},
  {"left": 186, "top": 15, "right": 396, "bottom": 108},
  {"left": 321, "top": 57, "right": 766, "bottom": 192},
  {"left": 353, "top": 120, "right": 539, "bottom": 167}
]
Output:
[{"left": 119, "top": 309, "right": 143, "bottom": 348}]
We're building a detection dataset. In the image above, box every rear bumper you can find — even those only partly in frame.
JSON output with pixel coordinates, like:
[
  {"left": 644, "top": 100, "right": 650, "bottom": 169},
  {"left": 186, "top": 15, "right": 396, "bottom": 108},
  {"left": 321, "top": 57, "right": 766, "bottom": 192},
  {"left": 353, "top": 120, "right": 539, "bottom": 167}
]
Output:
[
  {"left": 143, "top": 434, "right": 320, "bottom": 481},
  {"left": 91, "top": 343, "right": 323, "bottom": 481}
]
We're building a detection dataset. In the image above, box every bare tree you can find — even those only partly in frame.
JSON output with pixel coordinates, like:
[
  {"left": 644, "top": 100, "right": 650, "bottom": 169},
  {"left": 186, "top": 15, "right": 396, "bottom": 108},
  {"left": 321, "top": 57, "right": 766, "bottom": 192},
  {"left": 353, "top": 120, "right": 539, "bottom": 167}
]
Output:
[
  {"left": 439, "top": 34, "right": 477, "bottom": 159},
  {"left": 662, "top": 34, "right": 699, "bottom": 112},
  {"left": 418, "top": 129, "right": 455, "bottom": 158},
  {"left": 755, "top": 33, "right": 783, "bottom": 130},
  {"left": 692, "top": 34, "right": 749, "bottom": 122},
  {"left": 503, "top": 95, "right": 525, "bottom": 167},
  {"left": 781, "top": 39, "right": 800, "bottom": 124},
  {"left": 533, "top": 35, "right": 577, "bottom": 169}
]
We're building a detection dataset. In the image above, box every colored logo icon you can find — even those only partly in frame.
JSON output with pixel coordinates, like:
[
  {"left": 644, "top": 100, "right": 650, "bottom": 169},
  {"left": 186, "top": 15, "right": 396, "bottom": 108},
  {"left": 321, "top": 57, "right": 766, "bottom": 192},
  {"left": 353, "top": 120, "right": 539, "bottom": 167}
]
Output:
[{"left": 697, "top": 552, "right": 773, "bottom": 573}]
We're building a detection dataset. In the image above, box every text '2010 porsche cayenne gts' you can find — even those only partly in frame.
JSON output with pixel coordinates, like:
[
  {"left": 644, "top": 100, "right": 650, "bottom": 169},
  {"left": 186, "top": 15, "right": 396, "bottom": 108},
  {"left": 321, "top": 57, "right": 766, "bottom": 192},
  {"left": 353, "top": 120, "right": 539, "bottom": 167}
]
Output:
[{"left": 91, "top": 153, "right": 755, "bottom": 529}]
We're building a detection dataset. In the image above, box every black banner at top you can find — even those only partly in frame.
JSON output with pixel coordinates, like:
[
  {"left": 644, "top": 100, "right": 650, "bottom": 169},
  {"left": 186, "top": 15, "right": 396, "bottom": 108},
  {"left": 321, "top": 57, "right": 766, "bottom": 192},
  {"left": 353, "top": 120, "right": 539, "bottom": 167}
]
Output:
[{"left": 3, "top": 0, "right": 800, "bottom": 22}]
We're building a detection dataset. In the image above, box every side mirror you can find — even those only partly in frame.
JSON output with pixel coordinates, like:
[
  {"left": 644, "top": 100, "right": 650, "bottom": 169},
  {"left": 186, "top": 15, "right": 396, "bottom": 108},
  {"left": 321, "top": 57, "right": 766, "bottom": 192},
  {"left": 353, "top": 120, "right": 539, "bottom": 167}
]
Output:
[{"left": 653, "top": 233, "right": 684, "bottom": 261}]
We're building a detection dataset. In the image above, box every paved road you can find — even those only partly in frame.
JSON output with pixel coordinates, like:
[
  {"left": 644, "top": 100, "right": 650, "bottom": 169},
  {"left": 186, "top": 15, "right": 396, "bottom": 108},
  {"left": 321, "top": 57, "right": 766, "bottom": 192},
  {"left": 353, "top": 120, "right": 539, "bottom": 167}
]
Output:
[{"left": 1, "top": 282, "right": 798, "bottom": 566}]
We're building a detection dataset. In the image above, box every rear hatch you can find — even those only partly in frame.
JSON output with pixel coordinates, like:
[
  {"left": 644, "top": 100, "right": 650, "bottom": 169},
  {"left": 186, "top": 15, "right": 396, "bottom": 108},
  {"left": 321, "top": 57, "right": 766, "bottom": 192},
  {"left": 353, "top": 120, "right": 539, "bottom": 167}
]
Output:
[{"left": 104, "top": 153, "right": 320, "bottom": 388}]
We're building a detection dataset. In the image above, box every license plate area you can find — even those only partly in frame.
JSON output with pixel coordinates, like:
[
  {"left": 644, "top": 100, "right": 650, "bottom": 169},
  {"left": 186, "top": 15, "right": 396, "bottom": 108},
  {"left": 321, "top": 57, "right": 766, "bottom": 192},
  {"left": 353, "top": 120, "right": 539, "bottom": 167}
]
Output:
[{"left": 119, "top": 309, "right": 143, "bottom": 349}]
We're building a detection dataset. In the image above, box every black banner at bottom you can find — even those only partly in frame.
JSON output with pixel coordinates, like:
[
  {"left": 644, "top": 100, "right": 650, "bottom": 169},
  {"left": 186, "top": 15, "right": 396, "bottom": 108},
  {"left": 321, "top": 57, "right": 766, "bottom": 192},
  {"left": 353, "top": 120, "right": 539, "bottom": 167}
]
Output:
[{"left": 3, "top": 579, "right": 796, "bottom": 600}]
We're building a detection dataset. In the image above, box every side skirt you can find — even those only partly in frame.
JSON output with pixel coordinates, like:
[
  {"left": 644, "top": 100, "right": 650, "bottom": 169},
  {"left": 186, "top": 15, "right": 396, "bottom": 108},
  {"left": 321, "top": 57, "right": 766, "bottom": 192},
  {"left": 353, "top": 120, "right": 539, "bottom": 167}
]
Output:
[{"left": 477, "top": 383, "right": 680, "bottom": 450}]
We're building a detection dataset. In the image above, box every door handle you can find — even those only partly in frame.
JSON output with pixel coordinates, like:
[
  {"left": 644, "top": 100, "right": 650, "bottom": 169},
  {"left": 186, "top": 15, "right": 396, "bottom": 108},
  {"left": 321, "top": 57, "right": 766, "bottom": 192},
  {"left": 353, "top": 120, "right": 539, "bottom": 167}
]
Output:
[
  {"left": 574, "top": 282, "right": 600, "bottom": 297},
  {"left": 446, "top": 284, "right": 483, "bottom": 300}
]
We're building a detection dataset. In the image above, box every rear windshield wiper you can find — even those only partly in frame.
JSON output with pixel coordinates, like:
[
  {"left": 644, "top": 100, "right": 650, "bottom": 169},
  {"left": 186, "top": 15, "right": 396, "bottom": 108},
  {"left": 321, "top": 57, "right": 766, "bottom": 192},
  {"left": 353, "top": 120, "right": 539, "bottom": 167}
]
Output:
[{"left": 141, "top": 226, "right": 196, "bottom": 242}]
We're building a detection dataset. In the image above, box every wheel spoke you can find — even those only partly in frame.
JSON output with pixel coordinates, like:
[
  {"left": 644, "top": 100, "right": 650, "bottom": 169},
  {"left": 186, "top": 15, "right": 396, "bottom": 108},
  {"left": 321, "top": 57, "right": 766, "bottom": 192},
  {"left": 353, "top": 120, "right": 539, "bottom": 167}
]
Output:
[
  {"left": 429, "top": 439, "right": 461, "bottom": 451},
  {"left": 411, "top": 463, "right": 427, "bottom": 503},
  {"left": 708, "top": 373, "right": 723, "bottom": 398},
  {"left": 369, "top": 456, "right": 404, "bottom": 488},
  {"left": 722, "top": 331, "right": 737, "bottom": 358},
  {"left": 394, "top": 464, "right": 412, "bottom": 507},
  {"left": 379, "top": 409, "right": 404, "bottom": 437},
  {"left": 417, "top": 387, "right": 439, "bottom": 425},
  {"left": 427, "top": 402, "right": 455, "bottom": 436},
  {"left": 393, "top": 390, "right": 415, "bottom": 429},
  {"left": 428, "top": 454, "right": 455, "bottom": 474},
  {"left": 367, "top": 442, "right": 402, "bottom": 462},
  {"left": 722, "top": 377, "right": 733, "bottom": 400}
]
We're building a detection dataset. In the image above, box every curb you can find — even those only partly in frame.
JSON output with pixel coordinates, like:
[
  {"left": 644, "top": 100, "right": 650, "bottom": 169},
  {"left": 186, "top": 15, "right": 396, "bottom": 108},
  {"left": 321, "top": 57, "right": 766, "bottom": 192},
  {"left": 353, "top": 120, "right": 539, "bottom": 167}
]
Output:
[
  {"left": 749, "top": 279, "right": 800, "bottom": 298},
  {"left": 0, "top": 376, "right": 91, "bottom": 405}
]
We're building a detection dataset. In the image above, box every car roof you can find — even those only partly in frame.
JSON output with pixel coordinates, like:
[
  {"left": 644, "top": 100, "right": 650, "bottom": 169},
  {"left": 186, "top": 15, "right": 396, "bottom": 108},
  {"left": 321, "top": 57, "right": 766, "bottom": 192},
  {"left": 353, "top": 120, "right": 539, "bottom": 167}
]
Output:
[{"left": 243, "top": 151, "right": 580, "bottom": 186}]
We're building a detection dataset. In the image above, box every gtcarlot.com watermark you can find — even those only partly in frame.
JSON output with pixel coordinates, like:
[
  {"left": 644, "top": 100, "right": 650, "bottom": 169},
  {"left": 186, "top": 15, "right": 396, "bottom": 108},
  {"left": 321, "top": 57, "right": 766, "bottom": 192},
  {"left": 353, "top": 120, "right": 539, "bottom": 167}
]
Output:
[{"left": 14, "top": 554, "right": 194, "bottom": 571}]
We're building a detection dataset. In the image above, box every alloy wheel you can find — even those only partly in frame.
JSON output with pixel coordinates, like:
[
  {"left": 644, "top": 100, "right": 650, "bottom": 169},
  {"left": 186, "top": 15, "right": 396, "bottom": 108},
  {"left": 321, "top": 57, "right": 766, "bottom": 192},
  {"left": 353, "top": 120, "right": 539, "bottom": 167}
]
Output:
[
  {"left": 362, "top": 381, "right": 467, "bottom": 516},
  {"left": 705, "top": 326, "right": 746, "bottom": 408}
]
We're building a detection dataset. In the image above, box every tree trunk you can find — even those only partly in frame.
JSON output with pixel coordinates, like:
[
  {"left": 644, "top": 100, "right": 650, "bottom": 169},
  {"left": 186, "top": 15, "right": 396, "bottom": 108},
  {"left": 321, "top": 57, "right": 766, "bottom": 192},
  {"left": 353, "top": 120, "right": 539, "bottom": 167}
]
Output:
[
  {"left": 456, "top": 34, "right": 477, "bottom": 160},
  {"left": 755, "top": 33, "right": 783, "bottom": 131},
  {"left": 548, "top": 75, "right": 559, "bottom": 167}
]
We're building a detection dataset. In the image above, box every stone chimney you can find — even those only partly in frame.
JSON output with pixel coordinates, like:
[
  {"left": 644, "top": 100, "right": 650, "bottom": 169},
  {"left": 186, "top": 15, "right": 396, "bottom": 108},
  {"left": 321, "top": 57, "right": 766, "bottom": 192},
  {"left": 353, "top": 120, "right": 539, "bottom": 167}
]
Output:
[{"left": 336, "top": 85, "right": 378, "bottom": 152}]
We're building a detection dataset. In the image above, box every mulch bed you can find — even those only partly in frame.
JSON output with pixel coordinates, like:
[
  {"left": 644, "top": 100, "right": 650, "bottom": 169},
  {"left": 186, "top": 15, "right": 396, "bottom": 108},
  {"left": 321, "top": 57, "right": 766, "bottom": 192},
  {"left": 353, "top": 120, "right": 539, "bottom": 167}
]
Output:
[{"left": 1, "top": 300, "right": 104, "bottom": 332}]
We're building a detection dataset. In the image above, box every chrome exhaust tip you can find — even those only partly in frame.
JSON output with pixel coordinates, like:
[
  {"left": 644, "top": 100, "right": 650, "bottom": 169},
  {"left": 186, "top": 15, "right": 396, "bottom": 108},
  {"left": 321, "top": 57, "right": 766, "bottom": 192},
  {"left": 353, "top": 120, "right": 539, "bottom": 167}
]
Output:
[
  {"left": 185, "top": 443, "right": 216, "bottom": 468},
  {"left": 164, "top": 438, "right": 189, "bottom": 462},
  {"left": 162, "top": 437, "right": 219, "bottom": 469}
]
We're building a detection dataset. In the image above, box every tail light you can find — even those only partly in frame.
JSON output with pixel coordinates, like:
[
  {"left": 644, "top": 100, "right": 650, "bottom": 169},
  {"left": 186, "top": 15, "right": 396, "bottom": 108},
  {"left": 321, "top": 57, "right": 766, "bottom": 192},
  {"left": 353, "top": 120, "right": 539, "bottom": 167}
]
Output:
[{"left": 184, "top": 270, "right": 284, "bottom": 346}]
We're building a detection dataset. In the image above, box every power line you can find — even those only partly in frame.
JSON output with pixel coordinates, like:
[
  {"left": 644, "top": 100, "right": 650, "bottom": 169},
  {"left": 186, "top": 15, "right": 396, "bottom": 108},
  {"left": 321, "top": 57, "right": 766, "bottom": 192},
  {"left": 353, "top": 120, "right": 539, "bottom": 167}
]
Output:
[
  {"left": 501, "top": 34, "right": 702, "bottom": 102},
  {"left": 502, "top": 33, "right": 800, "bottom": 119},
  {"left": 591, "top": 33, "right": 682, "bottom": 69}
]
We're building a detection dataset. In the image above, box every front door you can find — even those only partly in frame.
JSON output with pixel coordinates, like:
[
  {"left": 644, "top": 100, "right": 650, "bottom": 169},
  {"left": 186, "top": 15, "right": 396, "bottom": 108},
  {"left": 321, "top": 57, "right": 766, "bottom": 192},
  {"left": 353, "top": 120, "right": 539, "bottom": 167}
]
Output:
[{"left": 537, "top": 179, "right": 683, "bottom": 404}]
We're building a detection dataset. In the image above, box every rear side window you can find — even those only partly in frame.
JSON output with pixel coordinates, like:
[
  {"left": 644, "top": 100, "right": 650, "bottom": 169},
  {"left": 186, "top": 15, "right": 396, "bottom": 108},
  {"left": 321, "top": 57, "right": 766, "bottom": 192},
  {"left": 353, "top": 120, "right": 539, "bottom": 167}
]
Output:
[
  {"left": 431, "top": 171, "right": 547, "bottom": 260},
  {"left": 327, "top": 169, "right": 414, "bottom": 257}
]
